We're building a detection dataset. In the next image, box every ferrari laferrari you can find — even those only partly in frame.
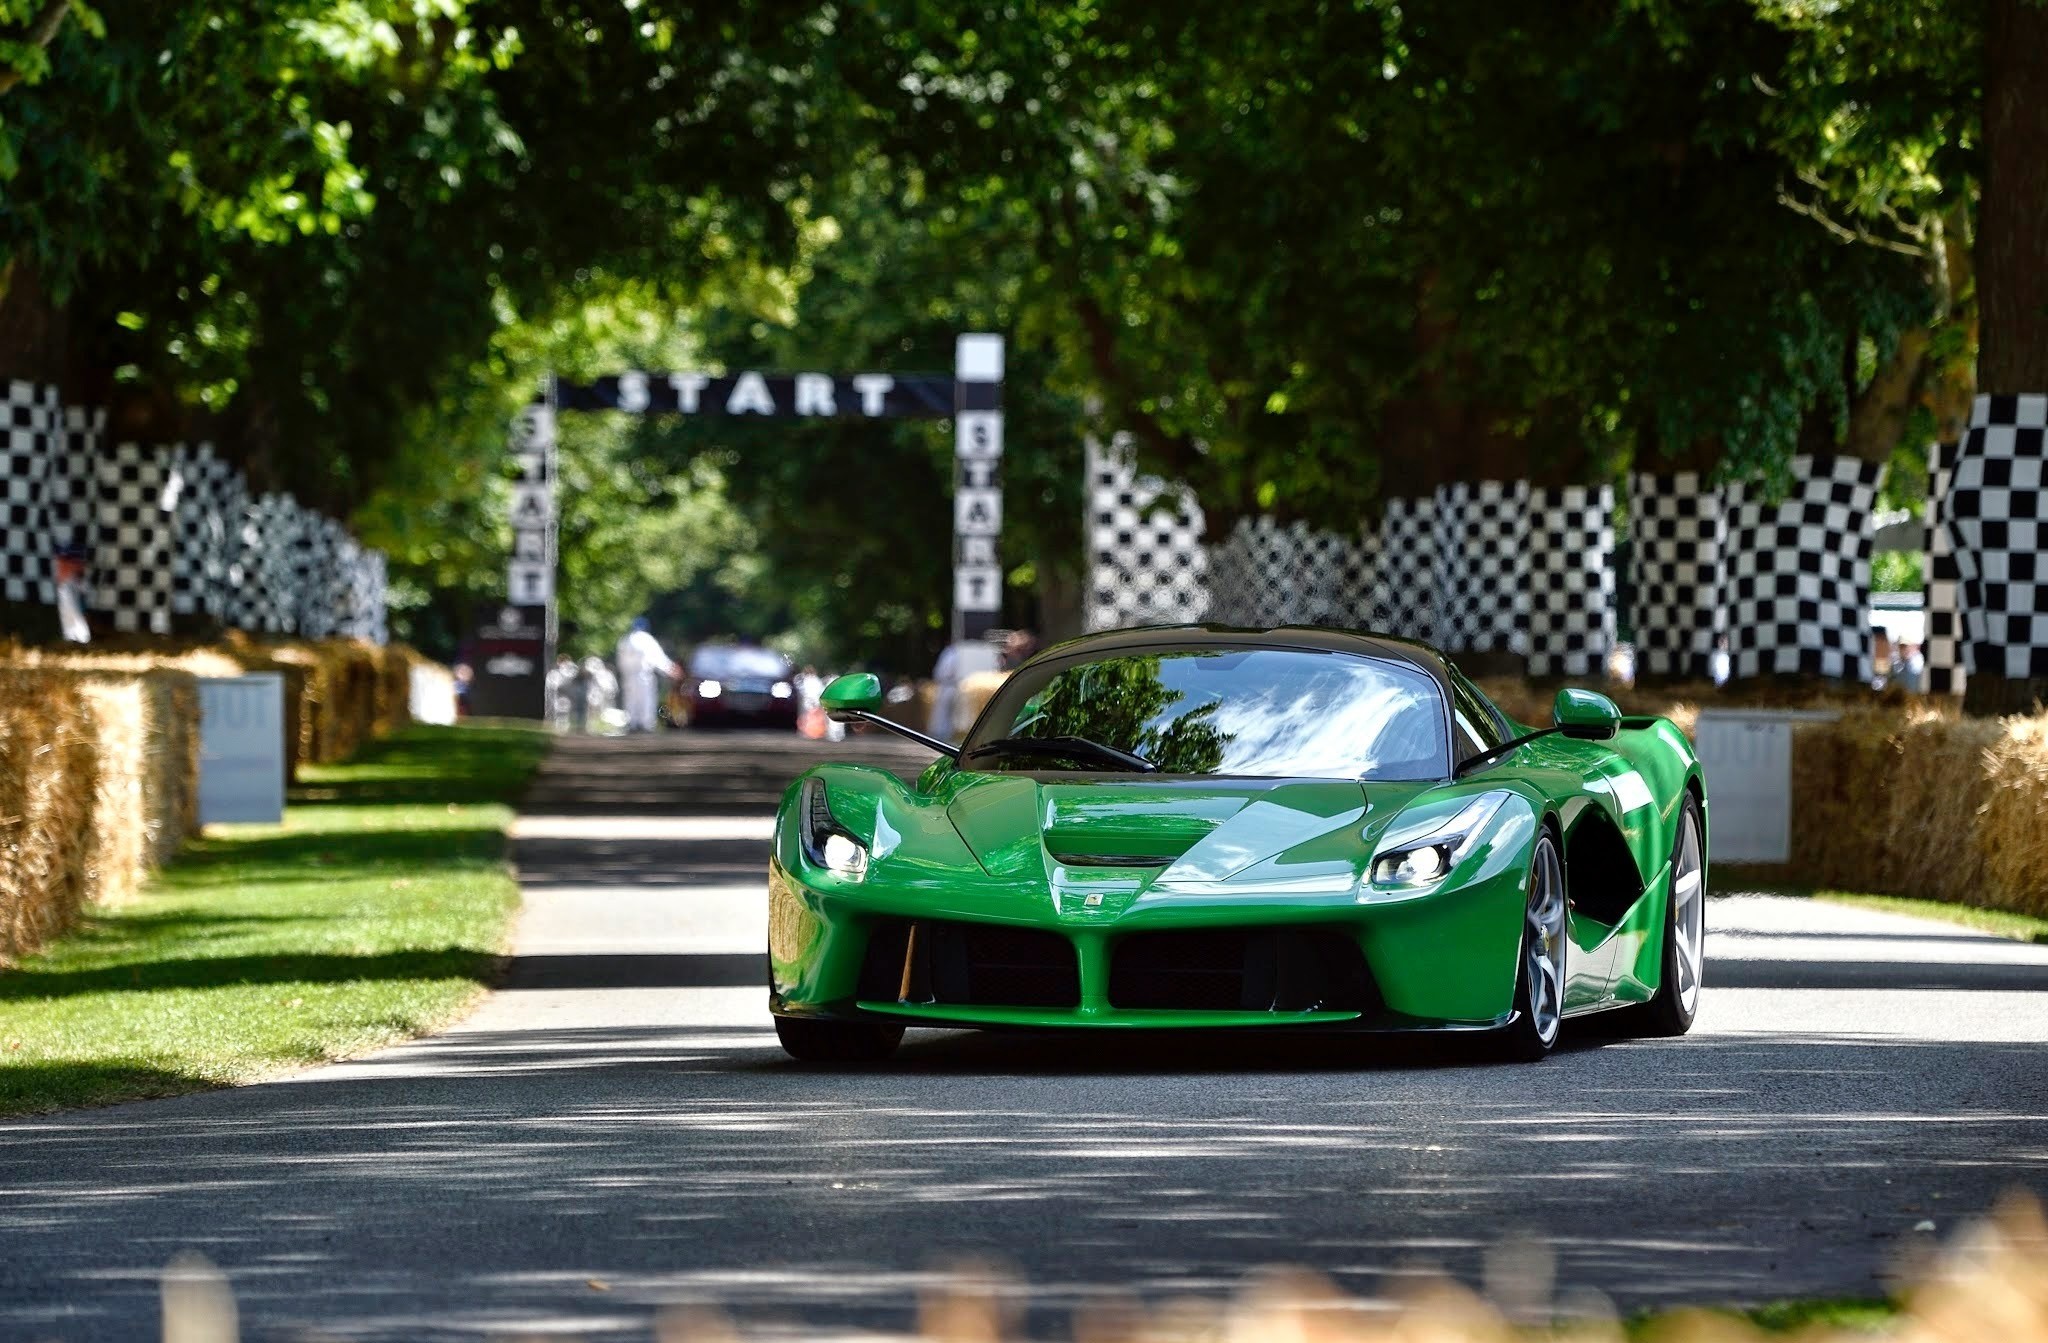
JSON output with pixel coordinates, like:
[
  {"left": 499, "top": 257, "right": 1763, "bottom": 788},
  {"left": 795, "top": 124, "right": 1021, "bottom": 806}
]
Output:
[{"left": 768, "top": 627, "right": 1706, "bottom": 1063}]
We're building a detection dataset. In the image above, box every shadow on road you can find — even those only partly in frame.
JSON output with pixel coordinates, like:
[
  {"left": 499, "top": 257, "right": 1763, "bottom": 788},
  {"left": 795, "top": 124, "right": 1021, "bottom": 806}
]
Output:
[{"left": 1, "top": 1020, "right": 2041, "bottom": 1340}]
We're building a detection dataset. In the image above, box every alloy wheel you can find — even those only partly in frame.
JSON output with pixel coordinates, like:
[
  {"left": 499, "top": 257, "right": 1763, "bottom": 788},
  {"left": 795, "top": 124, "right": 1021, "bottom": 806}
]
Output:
[
  {"left": 1525, "top": 838, "right": 1567, "bottom": 1046},
  {"left": 1669, "top": 807, "right": 1705, "bottom": 1014}
]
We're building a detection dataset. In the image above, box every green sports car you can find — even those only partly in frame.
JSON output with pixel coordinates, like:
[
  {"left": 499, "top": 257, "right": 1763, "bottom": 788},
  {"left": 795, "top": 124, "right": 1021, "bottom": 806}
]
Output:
[{"left": 768, "top": 626, "right": 1707, "bottom": 1063}]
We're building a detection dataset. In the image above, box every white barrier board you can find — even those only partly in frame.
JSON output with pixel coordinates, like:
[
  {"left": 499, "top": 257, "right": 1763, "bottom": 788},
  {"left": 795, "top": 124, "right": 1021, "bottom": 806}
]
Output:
[
  {"left": 1693, "top": 709, "right": 1837, "bottom": 864},
  {"left": 409, "top": 664, "right": 458, "bottom": 726},
  {"left": 198, "top": 673, "right": 286, "bottom": 825}
]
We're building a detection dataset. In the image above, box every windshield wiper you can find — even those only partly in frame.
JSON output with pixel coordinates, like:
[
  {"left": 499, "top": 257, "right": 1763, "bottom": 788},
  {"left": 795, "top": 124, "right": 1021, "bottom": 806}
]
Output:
[{"left": 965, "top": 734, "right": 1159, "bottom": 773}]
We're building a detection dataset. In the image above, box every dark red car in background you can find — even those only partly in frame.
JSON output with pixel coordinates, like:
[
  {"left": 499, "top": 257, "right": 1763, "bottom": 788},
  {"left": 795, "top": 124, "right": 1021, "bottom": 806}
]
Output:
[{"left": 673, "top": 643, "right": 800, "bottom": 729}]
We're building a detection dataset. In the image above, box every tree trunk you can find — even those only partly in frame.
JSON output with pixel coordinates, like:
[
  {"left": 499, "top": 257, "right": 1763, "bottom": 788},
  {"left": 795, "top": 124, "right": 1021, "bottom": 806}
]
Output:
[{"left": 1965, "top": 0, "right": 2048, "bottom": 716}]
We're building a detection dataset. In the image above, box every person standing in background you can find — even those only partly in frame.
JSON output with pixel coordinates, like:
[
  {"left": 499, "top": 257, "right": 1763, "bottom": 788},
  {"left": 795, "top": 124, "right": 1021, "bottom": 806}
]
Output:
[{"left": 615, "top": 618, "right": 679, "bottom": 733}]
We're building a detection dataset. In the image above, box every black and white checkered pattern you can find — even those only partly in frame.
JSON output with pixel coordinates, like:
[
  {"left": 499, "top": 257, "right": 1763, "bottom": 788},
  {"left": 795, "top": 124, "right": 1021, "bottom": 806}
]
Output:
[
  {"left": 0, "top": 380, "right": 59, "bottom": 603},
  {"left": 1432, "top": 480, "right": 1529, "bottom": 654},
  {"left": 1526, "top": 485, "right": 1617, "bottom": 678},
  {"left": 1628, "top": 472, "right": 1726, "bottom": 680},
  {"left": 167, "top": 443, "right": 245, "bottom": 620},
  {"left": 1722, "top": 455, "right": 1884, "bottom": 682},
  {"left": 1084, "top": 434, "right": 1210, "bottom": 630},
  {"left": 231, "top": 492, "right": 305, "bottom": 633},
  {"left": 90, "top": 443, "right": 176, "bottom": 634},
  {"left": 1946, "top": 394, "right": 2048, "bottom": 680},
  {"left": 45, "top": 408, "right": 102, "bottom": 578},
  {"left": 292, "top": 511, "right": 341, "bottom": 637},
  {"left": 351, "top": 548, "right": 388, "bottom": 644},
  {"left": 1203, "top": 516, "right": 1376, "bottom": 627},
  {"left": 1924, "top": 440, "right": 1967, "bottom": 695},
  {"left": 1370, "top": 495, "right": 1437, "bottom": 640}
]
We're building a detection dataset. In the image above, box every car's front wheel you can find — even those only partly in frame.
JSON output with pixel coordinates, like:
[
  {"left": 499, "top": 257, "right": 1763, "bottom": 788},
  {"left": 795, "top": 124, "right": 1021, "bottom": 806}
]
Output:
[
  {"left": 773, "top": 1015, "right": 904, "bottom": 1063},
  {"left": 1496, "top": 830, "right": 1567, "bottom": 1062}
]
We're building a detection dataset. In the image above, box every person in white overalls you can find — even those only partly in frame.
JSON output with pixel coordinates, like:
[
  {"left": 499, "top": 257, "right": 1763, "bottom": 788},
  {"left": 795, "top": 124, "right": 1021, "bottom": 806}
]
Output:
[{"left": 615, "top": 618, "right": 679, "bottom": 732}]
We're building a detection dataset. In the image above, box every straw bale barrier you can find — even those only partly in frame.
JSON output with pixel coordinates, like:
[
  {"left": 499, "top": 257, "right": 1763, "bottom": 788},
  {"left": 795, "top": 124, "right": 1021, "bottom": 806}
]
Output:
[
  {"left": 0, "top": 639, "right": 434, "bottom": 962},
  {"left": 0, "top": 671, "right": 94, "bottom": 960}
]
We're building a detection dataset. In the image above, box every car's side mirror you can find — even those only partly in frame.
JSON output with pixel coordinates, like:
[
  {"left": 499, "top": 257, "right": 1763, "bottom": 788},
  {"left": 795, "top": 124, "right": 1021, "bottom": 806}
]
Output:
[
  {"left": 1553, "top": 687, "right": 1621, "bottom": 741},
  {"left": 821, "top": 672, "right": 884, "bottom": 721}
]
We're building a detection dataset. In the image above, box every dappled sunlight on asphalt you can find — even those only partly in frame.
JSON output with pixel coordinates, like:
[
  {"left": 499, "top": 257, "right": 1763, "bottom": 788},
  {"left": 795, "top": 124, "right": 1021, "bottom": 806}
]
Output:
[{"left": 1, "top": 732, "right": 2042, "bottom": 1341}]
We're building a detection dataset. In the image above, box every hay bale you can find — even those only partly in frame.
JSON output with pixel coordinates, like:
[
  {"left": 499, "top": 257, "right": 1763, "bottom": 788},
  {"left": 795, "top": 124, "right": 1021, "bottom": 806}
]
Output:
[
  {"left": 1980, "top": 712, "right": 2048, "bottom": 918},
  {"left": 0, "top": 670, "right": 95, "bottom": 961},
  {"left": 74, "top": 677, "right": 150, "bottom": 906},
  {"left": 1882, "top": 710, "right": 1997, "bottom": 906}
]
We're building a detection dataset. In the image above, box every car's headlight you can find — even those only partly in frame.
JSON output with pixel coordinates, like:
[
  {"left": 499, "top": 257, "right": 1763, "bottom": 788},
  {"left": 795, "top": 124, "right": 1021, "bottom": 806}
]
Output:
[
  {"left": 800, "top": 778, "right": 869, "bottom": 880},
  {"left": 1369, "top": 791, "right": 1511, "bottom": 890},
  {"left": 771, "top": 680, "right": 793, "bottom": 699},
  {"left": 698, "top": 679, "right": 723, "bottom": 699}
]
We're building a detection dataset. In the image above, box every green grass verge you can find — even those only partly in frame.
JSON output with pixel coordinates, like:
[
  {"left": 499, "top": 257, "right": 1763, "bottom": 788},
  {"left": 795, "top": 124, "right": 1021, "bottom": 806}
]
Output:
[
  {"left": 0, "top": 723, "right": 551, "bottom": 1117},
  {"left": 1812, "top": 891, "right": 2048, "bottom": 945},
  {"left": 1628, "top": 1297, "right": 1898, "bottom": 1339}
]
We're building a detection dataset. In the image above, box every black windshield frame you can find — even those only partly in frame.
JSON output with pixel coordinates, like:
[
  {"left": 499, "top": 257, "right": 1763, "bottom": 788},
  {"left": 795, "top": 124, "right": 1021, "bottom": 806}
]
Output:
[{"left": 960, "top": 640, "right": 1456, "bottom": 782}]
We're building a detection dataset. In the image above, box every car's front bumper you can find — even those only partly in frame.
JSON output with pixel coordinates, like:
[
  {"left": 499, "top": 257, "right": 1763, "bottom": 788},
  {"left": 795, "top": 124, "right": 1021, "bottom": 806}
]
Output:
[{"left": 766, "top": 853, "right": 1529, "bottom": 1032}]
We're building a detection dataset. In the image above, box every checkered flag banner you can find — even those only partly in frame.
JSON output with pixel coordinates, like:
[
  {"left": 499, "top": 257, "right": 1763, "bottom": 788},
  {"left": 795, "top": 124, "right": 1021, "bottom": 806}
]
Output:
[
  {"left": 1, "top": 380, "right": 59, "bottom": 604},
  {"left": 1722, "top": 455, "right": 1885, "bottom": 683},
  {"left": 1526, "top": 485, "right": 1617, "bottom": 678},
  {"left": 1628, "top": 472, "right": 1726, "bottom": 680},
  {"left": 1946, "top": 394, "right": 2048, "bottom": 681},
  {"left": 231, "top": 492, "right": 305, "bottom": 634},
  {"left": 1369, "top": 495, "right": 1437, "bottom": 640},
  {"left": 1084, "top": 434, "right": 1210, "bottom": 631},
  {"left": 1433, "top": 480, "right": 1530, "bottom": 655},
  {"left": 355, "top": 548, "right": 388, "bottom": 644},
  {"left": 168, "top": 444, "right": 245, "bottom": 620},
  {"left": 292, "top": 511, "right": 342, "bottom": 638},
  {"left": 89, "top": 443, "right": 176, "bottom": 634},
  {"left": 1924, "top": 440, "right": 1968, "bottom": 695},
  {"left": 1203, "top": 516, "right": 1376, "bottom": 628}
]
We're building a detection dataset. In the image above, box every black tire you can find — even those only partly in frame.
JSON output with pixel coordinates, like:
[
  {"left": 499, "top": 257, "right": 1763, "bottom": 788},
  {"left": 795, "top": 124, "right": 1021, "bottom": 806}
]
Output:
[
  {"left": 1495, "top": 831, "right": 1567, "bottom": 1062},
  {"left": 773, "top": 1015, "right": 904, "bottom": 1063},
  {"left": 1614, "top": 793, "right": 1705, "bottom": 1038}
]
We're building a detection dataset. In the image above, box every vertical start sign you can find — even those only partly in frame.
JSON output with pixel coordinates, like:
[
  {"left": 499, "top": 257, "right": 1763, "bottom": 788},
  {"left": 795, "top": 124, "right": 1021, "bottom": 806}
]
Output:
[
  {"left": 470, "top": 384, "right": 557, "bottom": 719},
  {"left": 953, "top": 334, "right": 1005, "bottom": 641}
]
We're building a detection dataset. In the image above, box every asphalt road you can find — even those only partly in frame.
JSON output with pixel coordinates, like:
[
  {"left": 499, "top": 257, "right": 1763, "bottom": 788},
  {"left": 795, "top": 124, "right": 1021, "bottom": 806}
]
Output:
[{"left": 3, "top": 730, "right": 2046, "bottom": 1341}]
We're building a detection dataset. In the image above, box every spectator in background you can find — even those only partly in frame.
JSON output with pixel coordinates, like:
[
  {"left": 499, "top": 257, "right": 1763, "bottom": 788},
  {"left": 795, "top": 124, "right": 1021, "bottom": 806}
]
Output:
[
  {"left": 1897, "top": 641, "right": 1926, "bottom": 692},
  {"left": 1000, "top": 628, "right": 1040, "bottom": 670},
  {"left": 547, "top": 656, "right": 585, "bottom": 732},
  {"left": 582, "top": 656, "right": 618, "bottom": 730},
  {"left": 615, "top": 618, "right": 680, "bottom": 733},
  {"left": 1709, "top": 636, "right": 1731, "bottom": 687}
]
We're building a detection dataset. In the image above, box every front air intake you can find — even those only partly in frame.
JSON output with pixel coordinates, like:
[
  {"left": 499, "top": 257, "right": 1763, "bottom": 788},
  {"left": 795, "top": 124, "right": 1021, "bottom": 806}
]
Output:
[
  {"left": 857, "top": 918, "right": 1080, "bottom": 1009},
  {"left": 1108, "top": 928, "right": 1377, "bottom": 1013}
]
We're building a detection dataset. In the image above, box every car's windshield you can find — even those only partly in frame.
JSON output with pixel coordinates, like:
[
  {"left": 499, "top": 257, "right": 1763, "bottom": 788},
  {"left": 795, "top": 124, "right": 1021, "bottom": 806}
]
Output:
[
  {"left": 965, "top": 646, "right": 1448, "bottom": 780},
  {"left": 690, "top": 646, "right": 789, "bottom": 680}
]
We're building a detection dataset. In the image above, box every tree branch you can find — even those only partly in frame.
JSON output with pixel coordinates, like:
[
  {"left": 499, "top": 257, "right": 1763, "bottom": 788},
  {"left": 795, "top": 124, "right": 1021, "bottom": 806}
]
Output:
[
  {"left": 0, "top": 0, "right": 73, "bottom": 96},
  {"left": 1774, "top": 175, "right": 1929, "bottom": 259}
]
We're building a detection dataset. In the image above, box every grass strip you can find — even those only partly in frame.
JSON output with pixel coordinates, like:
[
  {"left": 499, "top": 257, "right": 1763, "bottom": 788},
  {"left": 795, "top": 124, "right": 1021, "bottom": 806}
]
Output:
[
  {"left": 1810, "top": 891, "right": 2048, "bottom": 945},
  {"left": 1628, "top": 1297, "right": 1899, "bottom": 1339},
  {"left": 0, "top": 723, "right": 550, "bottom": 1117}
]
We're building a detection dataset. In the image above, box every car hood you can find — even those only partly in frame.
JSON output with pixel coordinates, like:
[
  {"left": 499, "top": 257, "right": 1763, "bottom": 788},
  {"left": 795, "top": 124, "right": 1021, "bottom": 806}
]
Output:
[{"left": 943, "top": 772, "right": 1437, "bottom": 890}]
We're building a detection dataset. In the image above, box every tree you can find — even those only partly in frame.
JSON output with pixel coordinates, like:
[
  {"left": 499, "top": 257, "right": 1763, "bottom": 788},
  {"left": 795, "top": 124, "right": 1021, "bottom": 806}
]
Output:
[{"left": 1964, "top": 0, "right": 2048, "bottom": 715}]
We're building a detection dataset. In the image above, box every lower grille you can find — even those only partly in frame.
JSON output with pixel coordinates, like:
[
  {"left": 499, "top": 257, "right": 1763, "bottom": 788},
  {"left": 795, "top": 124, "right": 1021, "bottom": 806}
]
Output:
[
  {"left": 1108, "top": 928, "right": 1376, "bottom": 1014},
  {"left": 857, "top": 918, "right": 1080, "bottom": 1009}
]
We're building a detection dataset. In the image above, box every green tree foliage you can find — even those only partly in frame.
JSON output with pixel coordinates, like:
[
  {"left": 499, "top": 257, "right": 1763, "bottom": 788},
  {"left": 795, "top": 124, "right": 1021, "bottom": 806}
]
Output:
[{"left": 0, "top": 0, "right": 2009, "bottom": 669}]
